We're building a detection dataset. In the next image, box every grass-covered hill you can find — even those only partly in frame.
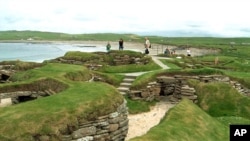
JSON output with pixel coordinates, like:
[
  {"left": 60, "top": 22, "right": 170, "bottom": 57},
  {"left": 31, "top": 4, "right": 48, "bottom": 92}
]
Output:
[
  {"left": 130, "top": 99, "right": 229, "bottom": 141},
  {"left": 191, "top": 80, "right": 250, "bottom": 124},
  {"left": 0, "top": 63, "right": 124, "bottom": 140},
  {"left": 57, "top": 50, "right": 161, "bottom": 73}
]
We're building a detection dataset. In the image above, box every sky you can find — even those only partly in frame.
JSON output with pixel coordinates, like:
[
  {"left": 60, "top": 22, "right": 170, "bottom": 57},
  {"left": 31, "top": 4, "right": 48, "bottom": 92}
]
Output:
[{"left": 1, "top": 0, "right": 250, "bottom": 37}]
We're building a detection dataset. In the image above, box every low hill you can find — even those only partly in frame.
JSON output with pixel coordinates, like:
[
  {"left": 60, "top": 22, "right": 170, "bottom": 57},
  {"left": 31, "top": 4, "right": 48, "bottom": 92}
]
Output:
[
  {"left": 0, "top": 30, "right": 142, "bottom": 42},
  {"left": 130, "top": 99, "right": 229, "bottom": 141},
  {"left": 0, "top": 63, "right": 124, "bottom": 140}
]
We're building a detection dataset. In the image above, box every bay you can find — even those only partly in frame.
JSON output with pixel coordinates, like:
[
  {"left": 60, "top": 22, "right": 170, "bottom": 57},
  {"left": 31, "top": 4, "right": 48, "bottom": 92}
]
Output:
[{"left": 0, "top": 43, "right": 106, "bottom": 62}]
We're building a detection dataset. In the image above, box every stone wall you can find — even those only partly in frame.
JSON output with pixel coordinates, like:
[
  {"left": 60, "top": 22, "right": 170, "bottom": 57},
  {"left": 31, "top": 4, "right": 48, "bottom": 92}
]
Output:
[
  {"left": 128, "top": 75, "right": 250, "bottom": 103},
  {"left": 0, "top": 91, "right": 51, "bottom": 105},
  {"left": 36, "top": 100, "right": 129, "bottom": 141}
]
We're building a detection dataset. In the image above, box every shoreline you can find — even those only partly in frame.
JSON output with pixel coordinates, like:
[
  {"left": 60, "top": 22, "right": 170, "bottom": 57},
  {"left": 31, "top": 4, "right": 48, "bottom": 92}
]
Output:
[{"left": 0, "top": 40, "right": 220, "bottom": 57}]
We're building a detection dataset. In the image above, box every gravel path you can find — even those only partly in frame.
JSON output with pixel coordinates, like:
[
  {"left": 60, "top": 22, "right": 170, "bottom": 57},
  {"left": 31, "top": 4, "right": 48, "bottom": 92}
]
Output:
[{"left": 126, "top": 101, "right": 175, "bottom": 140}]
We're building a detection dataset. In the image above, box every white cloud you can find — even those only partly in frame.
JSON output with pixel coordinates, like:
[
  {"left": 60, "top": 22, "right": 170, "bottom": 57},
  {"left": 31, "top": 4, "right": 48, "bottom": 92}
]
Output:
[{"left": 0, "top": 0, "right": 250, "bottom": 36}]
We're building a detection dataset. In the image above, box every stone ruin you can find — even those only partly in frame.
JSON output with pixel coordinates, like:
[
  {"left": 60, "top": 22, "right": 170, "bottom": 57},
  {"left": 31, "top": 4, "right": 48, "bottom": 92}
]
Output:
[
  {"left": 0, "top": 82, "right": 129, "bottom": 141},
  {"left": 54, "top": 100, "right": 129, "bottom": 141},
  {"left": 0, "top": 90, "right": 55, "bottom": 107},
  {"left": 33, "top": 100, "right": 129, "bottom": 141},
  {"left": 128, "top": 75, "right": 250, "bottom": 103},
  {"left": 49, "top": 52, "right": 149, "bottom": 70},
  {"left": 0, "top": 65, "right": 15, "bottom": 83},
  {"left": 0, "top": 78, "right": 67, "bottom": 107}
]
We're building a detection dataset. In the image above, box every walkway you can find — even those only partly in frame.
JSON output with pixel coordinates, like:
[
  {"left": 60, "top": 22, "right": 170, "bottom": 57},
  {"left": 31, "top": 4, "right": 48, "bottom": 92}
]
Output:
[
  {"left": 151, "top": 56, "right": 171, "bottom": 69},
  {"left": 116, "top": 54, "right": 175, "bottom": 140},
  {"left": 117, "top": 55, "right": 171, "bottom": 95}
]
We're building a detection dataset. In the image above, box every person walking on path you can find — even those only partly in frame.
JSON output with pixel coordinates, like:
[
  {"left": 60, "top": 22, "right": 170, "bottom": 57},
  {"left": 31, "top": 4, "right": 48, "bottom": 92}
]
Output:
[
  {"left": 119, "top": 38, "right": 124, "bottom": 50},
  {"left": 144, "top": 37, "right": 150, "bottom": 54}
]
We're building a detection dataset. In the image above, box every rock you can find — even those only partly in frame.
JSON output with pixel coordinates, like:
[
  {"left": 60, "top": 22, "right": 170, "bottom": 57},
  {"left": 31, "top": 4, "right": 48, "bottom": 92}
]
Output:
[
  {"left": 109, "top": 124, "right": 119, "bottom": 132},
  {"left": 72, "top": 126, "right": 96, "bottom": 139}
]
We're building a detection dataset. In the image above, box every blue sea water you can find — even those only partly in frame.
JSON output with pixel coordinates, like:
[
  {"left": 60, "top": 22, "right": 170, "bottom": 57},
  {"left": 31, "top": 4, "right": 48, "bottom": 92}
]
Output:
[{"left": 0, "top": 43, "right": 107, "bottom": 62}]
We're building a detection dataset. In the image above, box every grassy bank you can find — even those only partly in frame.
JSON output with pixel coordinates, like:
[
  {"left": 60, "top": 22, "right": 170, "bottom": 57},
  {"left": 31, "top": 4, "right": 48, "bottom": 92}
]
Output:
[
  {"left": 190, "top": 80, "right": 250, "bottom": 122},
  {"left": 130, "top": 99, "right": 229, "bottom": 141},
  {"left": 0, "top": 63, "right": 124, "bottom": 140}
]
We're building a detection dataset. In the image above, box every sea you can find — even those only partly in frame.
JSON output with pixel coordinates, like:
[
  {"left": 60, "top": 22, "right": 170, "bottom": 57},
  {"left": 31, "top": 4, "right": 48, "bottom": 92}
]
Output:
[{"left": 0, "top": 42, "right": 107, "bottom": 63}]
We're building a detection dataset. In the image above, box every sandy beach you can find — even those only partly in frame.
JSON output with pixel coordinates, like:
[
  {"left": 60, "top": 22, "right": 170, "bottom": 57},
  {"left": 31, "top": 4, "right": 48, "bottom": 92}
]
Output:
[
  {"left": 0, "top": 40, "right": 220, "bottom": 56},
  {"left": 53, "top": 40, "right": 220, "bottom": 56}
]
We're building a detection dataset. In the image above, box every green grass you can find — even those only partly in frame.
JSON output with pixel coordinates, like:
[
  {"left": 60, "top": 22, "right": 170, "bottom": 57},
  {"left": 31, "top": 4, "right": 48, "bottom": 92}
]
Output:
[
  {"left": 8, "top": 63, "right": 91, "bottom": 83},
  {"left": 131, "top": 69, "right": 166, "bottom": 89},
  {"left": 0, "top": 63, "right": 124, "bottom": 140},
  {"left": 99, "top": 60, "right": 161, "bottom": 73},
  {"left": 189, "top": 80, "right": 250, "bottom": 120},
  {"left": 217, "top": 116, "right": 250, "bottom": 126},
  {"left": 0, "top": 60, "right": 44, "bottom": 71},
  {"left": 93, "top": 71, "right": 125, "bottom": 87},
  {"left": 224, "top": 71, "right": 250, "bottom": 87},
  {"left": 0, "top": 82, "right": 123, "bottom": 140},
  {"left": 63, "top": 51, "right": 102, "bottom": 62},
  {"left": 130, "top": 99, "right": 229, "bottom": 141},
  {"left": 159, "top": 59, "right": 182, "bottom": 70},
  {"left": 125, "top": 96, "right": 156, "bottom": 114},
  {"left": 57, "top": 50, "right": 160, "bottom": 73}
]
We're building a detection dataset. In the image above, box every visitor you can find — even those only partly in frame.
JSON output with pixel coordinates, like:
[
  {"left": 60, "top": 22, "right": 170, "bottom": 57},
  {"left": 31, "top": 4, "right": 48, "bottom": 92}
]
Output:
[
  {"left": 171, "top": 50, "right": 175, "bottom": 55},
  {"left": 164, "top": 48, "right": 171, "bottom": 55},
  {"left": 214, "top": 56, "right": 219, "bottom": 65},
  {"left": 187, "top": 48, "right": 191, "bottom": 56},
  {"left": 144, "top": 37, "right": 150, "bottom": 54},
  {"left": 106, "top": 42, "right": 111, "bottom": 52},
  {"left": 119, "top": 38, "right": 124, "bottom": 50}
]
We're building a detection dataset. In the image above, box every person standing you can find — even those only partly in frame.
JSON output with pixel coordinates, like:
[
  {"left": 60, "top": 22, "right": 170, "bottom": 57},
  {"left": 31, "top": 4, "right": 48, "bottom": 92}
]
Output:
[
  {"left": 144, "top": 37, "right": 150, "bottom": 54},
  {"left": 164, "top": 48, "right": 171, "bottom": 55},
  {"left": 106, "top": 42, "right": 111, "bottom": 52},
  {"left": 187, "top": 48, "right": 191, "bottom": 56},
  {"left": 119, "top": 38, "right": 124, "bottom": 50}
]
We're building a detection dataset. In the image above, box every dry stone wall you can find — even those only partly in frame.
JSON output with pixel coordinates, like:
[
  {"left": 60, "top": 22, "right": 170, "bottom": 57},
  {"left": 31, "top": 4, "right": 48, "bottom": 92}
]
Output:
[
  {"left": 36, "top": 100, "right": 129, "bottom": 141},
  {"left": 1, "top": 96, "right": 129, "bottom": 141},
  {"left": 129, "top": 75, "right": 250, "bottom": 103},
  {"left": 49, "top": 52, "right": 148, "bottom": 70},
  {"left": 0, "top": 91, "right": 51, "bottom": 105}
]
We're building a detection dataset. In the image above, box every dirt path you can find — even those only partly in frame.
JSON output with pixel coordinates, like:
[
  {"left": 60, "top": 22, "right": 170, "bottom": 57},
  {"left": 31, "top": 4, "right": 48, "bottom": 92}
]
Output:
[{"left": 126, "top": 101, "right": 175, "bottom": 140}]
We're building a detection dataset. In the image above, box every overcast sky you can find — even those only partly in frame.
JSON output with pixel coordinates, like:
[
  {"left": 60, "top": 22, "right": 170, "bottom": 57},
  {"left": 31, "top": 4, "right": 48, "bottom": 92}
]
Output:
[{"left": 1, "top": 0, "right": 250, "bottom": 37}]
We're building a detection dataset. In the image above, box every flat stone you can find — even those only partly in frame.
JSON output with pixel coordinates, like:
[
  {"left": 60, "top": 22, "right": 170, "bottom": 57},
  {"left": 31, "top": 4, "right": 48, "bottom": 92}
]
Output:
[{"left": 0, "top": 98, "right": 12, "bottom": 107}]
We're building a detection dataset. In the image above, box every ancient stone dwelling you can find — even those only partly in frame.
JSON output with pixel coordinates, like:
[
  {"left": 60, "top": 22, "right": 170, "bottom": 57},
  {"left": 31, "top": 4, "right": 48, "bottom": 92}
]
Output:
[{"left": 128, "top": 75, "right": 250, "bottom": 103}]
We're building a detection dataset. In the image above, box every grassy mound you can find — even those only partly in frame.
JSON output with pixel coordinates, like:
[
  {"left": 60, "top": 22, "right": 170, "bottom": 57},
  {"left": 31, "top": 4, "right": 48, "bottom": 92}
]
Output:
[
  {"left": 0, "top": 63, "right": 124, "bottom": 140},
  {"left": 59, "top": 50, "right": 161, "bottom": 73},
  {"left": 0, "top": 60, "right": 44, "bottom": 71},
  {"left": 189, "top": 80, "right": 250, "bottom": 123},
  {"left": 130, "top": 99, "right": 229, "bottom": 141}
]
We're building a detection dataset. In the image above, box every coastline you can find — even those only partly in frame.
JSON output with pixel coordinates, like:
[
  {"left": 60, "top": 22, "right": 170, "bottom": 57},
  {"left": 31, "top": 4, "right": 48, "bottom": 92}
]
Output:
[{"left": 0, "top": 40, "right": 220, "bottom": 57}]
